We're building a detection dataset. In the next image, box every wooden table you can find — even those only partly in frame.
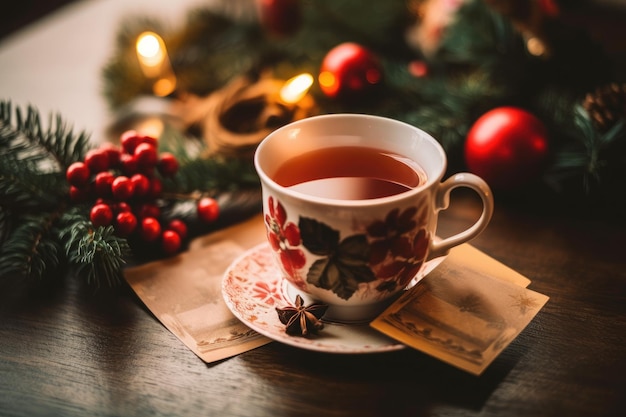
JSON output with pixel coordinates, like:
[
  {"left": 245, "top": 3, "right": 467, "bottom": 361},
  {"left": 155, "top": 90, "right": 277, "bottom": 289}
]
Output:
[{"left": 1, "top": 1, "right": 625, "bottom": 416}]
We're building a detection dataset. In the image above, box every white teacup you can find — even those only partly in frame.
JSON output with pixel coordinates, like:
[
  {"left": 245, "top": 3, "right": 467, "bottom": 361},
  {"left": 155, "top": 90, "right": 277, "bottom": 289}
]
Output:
[{"left": 254, "top": 114, "right": 494, "bottom": 322}]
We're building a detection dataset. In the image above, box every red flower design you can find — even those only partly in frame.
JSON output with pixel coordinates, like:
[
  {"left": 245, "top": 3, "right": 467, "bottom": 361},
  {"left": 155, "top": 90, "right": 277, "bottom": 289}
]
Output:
[
  {"left": 252, "top": 280, "right": 283, "bottom": 306},
  {"left": 375, "top": 228, "right": 430, "bottom": 292},
  {"left": 367, "top": 206, "right": 420, "bottom": 265},
  {"left": 265, "top": 196, "right": 306, "bottom": 278}
]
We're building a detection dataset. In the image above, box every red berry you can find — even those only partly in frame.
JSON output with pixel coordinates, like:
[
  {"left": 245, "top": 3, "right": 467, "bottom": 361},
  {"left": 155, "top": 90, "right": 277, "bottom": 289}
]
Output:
[
  {"left": 115, "top": 211, "right": 137, "bottom": 236},
  {"left": 166, "top": 219, "right": 187, "bottom": 240},
  {"left": 111, "top": 176, "right": 134, "bottom": 200},
  {"left": 149, "top": 177, "right": 162, "bottom": 198},
  {"left": 114, "top": 201, "right": 132, "bottom": 213},
  {"left": 140, "top": 135, "right": 158, "bottom": 148},
  {"left": 136, "top": 203, "right": 160, "bottom": 219},
  {"left": 130, "top": 173, "right": 151, "bottom": 198},
  {"left": 134, "top": 143, "right": 158, "bottom": 169},
  {"left": 99, "top": 142, "right": 121, "bottom": 167},
  {"left": 94, "top": 171, "right": 115, "bottom": 197},
  {"left": 69, "top": 185, "right": 90, "bottom": 202},
  {"left": 66, "top": 162, "right": 91, "bottom": 187},
  {"left": 140, "top": 217, "right": 162, "bottom": 242},
  {"left": 90, "top": 203, "right": 113, "bottom": 227},
  {"left": 120, "top": 153, "right": 138, "bottom": 176},
  {"left": 197, "top": 197, "right": 219, "bottom": 223},
  {"left": 120, "top": 130, "right": 142, "bottom": 154},
  {"left": 158, "top": 152, "right": 179, "bottom": 177},
  {"left": 161, "top": 230, "right": 181, "bottom": 255},
  {"left": 84, "top": 148, "right": 109, "bottom": 173}
]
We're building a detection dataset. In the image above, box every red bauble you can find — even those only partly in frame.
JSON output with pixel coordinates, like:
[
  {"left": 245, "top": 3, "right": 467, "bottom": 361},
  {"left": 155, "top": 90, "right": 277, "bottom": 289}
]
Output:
[
  {"left": 319, "top": 42, "right": 383, "bottom": 99},
  {"left": 464, "top": 107, "right": 549, "bottom": 189},
  {"left": 258, "top": 0, "right": 301, "bottom": 37},
  {"left": 197, "top": 197, "right": 220, "bottom": 223}
]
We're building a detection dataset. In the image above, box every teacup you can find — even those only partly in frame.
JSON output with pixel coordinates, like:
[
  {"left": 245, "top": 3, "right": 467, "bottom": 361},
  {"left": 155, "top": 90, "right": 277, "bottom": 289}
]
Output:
[{"left": 254, "top": 114, "right": 494, "bottom": 323}]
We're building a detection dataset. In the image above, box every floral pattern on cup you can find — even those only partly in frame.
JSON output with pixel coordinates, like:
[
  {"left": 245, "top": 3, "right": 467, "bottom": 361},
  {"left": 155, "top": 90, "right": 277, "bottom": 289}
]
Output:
[
  {"left": 265, "top": 196, "right": 430, "bottom": 301},
  {"left": 367, "top": 206, "right": 430, "bottom": 293},
  {"left": 264, "top": 196, "right": 307, "bottom": 290}
]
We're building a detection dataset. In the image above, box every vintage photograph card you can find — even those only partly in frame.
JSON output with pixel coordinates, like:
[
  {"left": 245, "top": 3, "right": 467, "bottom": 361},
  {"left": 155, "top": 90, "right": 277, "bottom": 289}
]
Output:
[
  {"left": 124, "top": 214, "right": 271, "bottom": 363},
  {"left": 371, "top": 244, "right": 549, "bottom": 375}
]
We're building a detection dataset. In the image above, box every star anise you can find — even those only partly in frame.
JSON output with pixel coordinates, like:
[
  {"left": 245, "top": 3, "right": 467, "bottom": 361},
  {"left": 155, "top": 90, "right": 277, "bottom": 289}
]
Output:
[{"left": 275, "top": 295, "right": 328, "bottom": 336}]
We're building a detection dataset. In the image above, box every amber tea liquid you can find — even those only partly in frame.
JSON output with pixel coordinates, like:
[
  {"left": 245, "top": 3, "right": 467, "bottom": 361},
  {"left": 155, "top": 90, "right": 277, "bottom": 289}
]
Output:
[{"left": 272, "top": 146, "right": 426, "bottom": 200}]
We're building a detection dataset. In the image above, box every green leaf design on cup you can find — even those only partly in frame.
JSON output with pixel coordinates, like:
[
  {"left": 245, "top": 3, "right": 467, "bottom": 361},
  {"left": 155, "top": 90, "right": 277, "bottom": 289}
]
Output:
[{"left": 299, "top": 217, "right": 376, "bottom": 300}]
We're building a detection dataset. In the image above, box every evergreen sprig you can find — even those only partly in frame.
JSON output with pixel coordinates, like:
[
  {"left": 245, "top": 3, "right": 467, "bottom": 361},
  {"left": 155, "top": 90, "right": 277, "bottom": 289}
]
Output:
[
  {"left": 0, "top": 100, "right": 263, "bottom": 287},
  {"left": 0, "top": 100, "right": 130, "bottom": 288}
]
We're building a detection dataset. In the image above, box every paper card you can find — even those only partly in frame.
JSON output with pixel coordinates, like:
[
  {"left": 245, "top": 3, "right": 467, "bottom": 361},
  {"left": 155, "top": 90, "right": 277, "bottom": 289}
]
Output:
[
  {"left": 124, "top": 214, "right": 271, "bottom": 363},
  {"left": 371, "top": 244, "right": 549, "bottom": 375}
]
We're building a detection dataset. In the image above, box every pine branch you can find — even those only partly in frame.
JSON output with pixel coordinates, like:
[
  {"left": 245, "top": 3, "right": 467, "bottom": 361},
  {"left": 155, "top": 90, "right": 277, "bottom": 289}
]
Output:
[
  {"left": 0, "top": 214, "right": 62, "bottom": 282},
  {"left": 58, "top": 212, "right": 131, "bottom": 288}
]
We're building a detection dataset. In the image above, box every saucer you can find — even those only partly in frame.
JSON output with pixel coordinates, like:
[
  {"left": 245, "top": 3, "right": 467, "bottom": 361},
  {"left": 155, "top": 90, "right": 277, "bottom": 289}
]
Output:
[{"left": 222, "top": 242, "right": 445, "bottom": 354}]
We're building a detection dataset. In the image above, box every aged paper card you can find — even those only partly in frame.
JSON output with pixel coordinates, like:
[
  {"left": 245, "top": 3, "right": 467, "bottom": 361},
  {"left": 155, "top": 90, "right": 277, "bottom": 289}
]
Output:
[
  {"left": 371, "top": 244, "right": 548, "bottom": 375},
  {"left": 124, "top": 214, "right": 271, "bottom": 363}
]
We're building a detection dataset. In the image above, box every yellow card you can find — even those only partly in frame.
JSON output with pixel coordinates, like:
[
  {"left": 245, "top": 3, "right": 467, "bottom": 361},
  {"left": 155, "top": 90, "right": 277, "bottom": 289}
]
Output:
[{"left": 371, "top": 244, "right": 549, "bottom": 375}]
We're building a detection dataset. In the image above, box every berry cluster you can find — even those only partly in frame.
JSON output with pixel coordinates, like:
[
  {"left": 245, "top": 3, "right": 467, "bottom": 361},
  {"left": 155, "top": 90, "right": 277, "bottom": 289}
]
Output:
[{"left": 66, "top": 130, "right": 219, "bottom": 255}]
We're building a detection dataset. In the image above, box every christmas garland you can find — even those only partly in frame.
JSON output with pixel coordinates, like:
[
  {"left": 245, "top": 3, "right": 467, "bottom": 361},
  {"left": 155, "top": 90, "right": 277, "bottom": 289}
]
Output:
[
  {"left": 0, "top": 101, "right": 261, "bottom": 288},
  {"left": 2, "top": 0, "right": 626, "bottom": 289},
  {"left": 101, "top": 0, "right": 625, "bottom": 207}
]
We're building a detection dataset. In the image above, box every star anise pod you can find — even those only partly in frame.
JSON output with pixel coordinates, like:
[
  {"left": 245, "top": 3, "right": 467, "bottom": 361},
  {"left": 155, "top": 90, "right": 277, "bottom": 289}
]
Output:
[{"left": 276, "top": 295, "right": 328, "bottom": 336}]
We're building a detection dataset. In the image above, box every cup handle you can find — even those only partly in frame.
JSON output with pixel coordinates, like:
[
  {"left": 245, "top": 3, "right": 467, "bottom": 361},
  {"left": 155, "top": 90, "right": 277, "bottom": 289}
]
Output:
[{"left": 428, "top": 173, "right": 494, "bottom": 259}]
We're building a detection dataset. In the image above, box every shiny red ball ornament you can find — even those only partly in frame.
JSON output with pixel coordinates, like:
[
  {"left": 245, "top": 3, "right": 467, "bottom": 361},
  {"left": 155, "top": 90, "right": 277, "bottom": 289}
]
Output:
[
  {"left": 319, "top": 42, "right": 383, "bottom": 99},
  {"left": 464, "top": 107, "right": 549, "bottom": 189},
  {"left": 258, "top": 0, "right": 301, "bottom": 37}
]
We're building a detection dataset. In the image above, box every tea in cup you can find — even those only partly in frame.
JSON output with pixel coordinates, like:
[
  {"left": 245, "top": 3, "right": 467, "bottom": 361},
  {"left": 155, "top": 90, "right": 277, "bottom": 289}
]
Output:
[{"left": 254, "top": 114, "right": 494, "bottom": 322}]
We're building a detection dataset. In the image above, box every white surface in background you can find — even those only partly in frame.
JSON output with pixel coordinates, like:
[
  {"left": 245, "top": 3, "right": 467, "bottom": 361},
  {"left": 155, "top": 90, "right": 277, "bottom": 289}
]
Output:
[{"left": 0, "top": 0, "right": 214, "bottom": 142}]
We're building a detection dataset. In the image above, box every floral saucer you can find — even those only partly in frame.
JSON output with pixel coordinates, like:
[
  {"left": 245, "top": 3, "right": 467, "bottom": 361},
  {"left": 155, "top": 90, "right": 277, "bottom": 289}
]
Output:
[{"left": 222, "top": 242, "right": 445, "bottom": 354}]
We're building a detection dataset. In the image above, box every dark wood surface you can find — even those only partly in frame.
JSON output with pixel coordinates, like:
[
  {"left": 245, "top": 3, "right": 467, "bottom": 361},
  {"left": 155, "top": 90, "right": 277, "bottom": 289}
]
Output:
[{"left": 1, "top": 190, "right": 625, "bottom": 417}]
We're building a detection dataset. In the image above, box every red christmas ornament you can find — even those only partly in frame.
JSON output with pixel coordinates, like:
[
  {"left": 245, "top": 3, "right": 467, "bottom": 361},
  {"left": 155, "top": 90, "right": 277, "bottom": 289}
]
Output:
[
  {"left": 464, "top": 107, "right": 549, "bottom": 189},
  {"left": 319, "top": 42, "right": 383, "bottom": 99},
  {"left": 257, "top": 0, "right": 301, "bottom": 37}
]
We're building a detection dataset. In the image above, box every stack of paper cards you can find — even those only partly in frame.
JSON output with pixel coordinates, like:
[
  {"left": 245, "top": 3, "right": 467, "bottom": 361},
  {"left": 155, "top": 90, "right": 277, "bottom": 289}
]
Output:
[{"left": 371, "top": 244, "right": 549, "bottom": 375}]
